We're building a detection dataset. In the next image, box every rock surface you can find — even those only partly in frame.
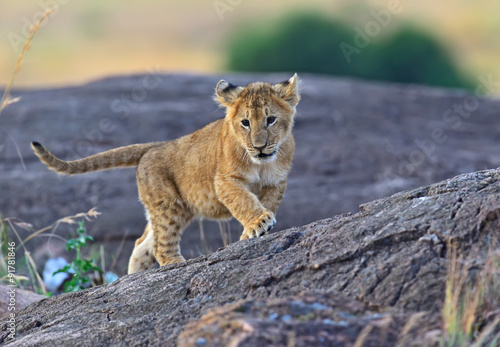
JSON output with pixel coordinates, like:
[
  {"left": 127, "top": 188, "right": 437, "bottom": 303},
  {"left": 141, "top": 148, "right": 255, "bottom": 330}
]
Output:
[
  {"left": 0, "top": 285, "right": 44, "bottom": 319},
  {"left": 1, "top": 74, "right": 500, "bottom": 275},
  {"left": 1, "top": 167, "right": 499, "bottom": 346}
]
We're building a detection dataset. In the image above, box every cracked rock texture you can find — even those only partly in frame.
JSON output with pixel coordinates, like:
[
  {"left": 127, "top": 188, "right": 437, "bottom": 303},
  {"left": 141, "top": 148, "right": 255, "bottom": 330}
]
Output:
[
  {"left": 1, "top": 168, "right": 499, "bottom": 346},
  {"left": 1, "top": 74, "right": 500, "bottom": 275}
]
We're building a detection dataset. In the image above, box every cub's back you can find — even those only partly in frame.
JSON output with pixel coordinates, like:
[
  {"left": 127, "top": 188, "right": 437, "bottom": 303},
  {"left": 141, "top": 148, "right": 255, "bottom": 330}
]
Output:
[{"left": 136, "top": 119, "right": 227, "bottom": 214}]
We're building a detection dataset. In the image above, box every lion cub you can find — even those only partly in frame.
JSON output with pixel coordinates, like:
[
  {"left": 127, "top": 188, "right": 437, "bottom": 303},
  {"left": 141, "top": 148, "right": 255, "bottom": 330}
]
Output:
[{"left": 32, "top": 74, "right": 300, "bottom": 274}]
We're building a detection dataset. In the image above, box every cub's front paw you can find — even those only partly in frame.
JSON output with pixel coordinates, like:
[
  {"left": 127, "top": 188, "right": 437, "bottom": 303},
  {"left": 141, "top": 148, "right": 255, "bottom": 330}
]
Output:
[{"left": 241, "top": 211, "right": 276, "bottom": 240}]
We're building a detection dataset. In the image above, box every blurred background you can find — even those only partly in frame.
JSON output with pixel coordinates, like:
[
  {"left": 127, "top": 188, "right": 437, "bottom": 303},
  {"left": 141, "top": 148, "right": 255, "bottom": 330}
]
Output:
[{"left": 1, "top": 0, "right": 499, "bottom": 91}]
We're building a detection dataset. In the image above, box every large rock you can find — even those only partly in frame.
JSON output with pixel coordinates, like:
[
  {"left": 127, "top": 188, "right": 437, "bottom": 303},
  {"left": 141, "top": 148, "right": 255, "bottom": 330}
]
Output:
[
  {"left": 1, "top": 74, "right": 499, "bottom": 275},
  {"left": 1, "top": 168, "right": 498, "bottom": 346}
]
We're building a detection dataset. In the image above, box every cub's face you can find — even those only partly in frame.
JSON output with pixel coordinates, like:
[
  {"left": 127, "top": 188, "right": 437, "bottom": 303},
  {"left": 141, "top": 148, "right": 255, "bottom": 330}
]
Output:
[{"left": 215, "top": 74, "right": 300, "bottom": 164}]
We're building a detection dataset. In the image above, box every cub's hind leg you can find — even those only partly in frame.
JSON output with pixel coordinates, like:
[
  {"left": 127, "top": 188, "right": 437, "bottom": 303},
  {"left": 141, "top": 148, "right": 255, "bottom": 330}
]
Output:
[
  {"left": 128, "top": 223, "right": 156, "bottom": 274},
  {"left": 137, "top": 154, "right": 193, "bottom": 268},
  {"left": 148, "top": 200, "right": 193, "bottom": 267}
]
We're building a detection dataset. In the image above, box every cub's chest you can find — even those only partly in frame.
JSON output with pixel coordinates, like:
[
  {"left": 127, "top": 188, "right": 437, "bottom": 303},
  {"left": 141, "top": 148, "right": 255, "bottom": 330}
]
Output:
[{"left": 246, "top": 164, "right": 288, "bottom": 191}]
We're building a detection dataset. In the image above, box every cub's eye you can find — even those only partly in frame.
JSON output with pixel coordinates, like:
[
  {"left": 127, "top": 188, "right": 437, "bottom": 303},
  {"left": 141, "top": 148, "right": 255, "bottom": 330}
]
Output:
[
  {"left": 241, "top": 119, "right": 250, "bottom": 127},
  {"left": 267, "top": 116, "right": 277, "bottom": 125}
]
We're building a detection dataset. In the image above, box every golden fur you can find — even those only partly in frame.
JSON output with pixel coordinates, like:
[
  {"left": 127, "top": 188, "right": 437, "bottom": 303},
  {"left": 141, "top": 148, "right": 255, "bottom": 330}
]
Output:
[{"left": 32, "top": 74, "right": 300, "bottom": 274}]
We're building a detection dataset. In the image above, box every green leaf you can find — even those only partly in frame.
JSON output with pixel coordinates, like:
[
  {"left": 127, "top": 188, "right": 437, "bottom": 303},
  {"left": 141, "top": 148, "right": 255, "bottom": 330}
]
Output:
[
  {"left": 52, "top": 265, "right": 71, "bottom": 276},
  {"left": 66, "top": 239, "right": 80, "bottom": 251},
  {"left": 73, "top": 259, "right": 83, "bottom": 270},
  {"left": 77, "top": 220, "right": 86, "bottom": 234},
  {"left": 76, "top": 235, "right": 92, "bottom": 247}
]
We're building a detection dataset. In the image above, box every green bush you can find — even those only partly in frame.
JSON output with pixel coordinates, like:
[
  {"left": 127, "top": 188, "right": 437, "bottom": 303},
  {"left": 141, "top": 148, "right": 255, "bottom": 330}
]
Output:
[
  {"left": 227, "top": 13, "right": 471, "bottom": 89},
  {"left": 228, "top": 13, "right": 354, "bottom": 76},
  {"left": 369, "top": 27, "right": 471, "bottom": 88}
]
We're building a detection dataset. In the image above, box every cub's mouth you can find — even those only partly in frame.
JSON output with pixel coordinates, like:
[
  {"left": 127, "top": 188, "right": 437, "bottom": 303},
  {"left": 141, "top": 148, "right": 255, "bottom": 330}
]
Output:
[{"left": 256, "top": 151, "right": 276, "bottom": 159}]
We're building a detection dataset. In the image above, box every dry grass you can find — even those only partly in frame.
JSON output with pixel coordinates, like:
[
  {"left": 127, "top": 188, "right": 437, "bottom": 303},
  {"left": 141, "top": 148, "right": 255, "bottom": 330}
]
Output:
[
  {"left": 351, "top": 241, "right": 499, "bottom": 347},
  {"left": 195, "top": 220, "right": 234, "bottom": 257},
  {"left": 0, "top": 208, "right": 101, "bottom": 295},
  {"left": 107, "top": 230, "right": 129, "bottom": 274},
  {"left": 0, "top": 8, "right": 52, "bottom": 117},
  {"left": 0, "top": 8, "right": 57, "bottom": 295},
  {"left": 441, "top": 241, "right": 500, "bottom": 347},
  {"left": 218, "top": 220, "right": 232, "bottom": 247},
  {"left": 0, "top": 8, "right": 52, "bottom": 171},
  {"left": 198, "top": 219, "right": 211, "bottom": 256}
]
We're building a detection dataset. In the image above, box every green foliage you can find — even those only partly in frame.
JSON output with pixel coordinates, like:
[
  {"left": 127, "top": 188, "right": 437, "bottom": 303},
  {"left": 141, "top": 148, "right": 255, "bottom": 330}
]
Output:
[
  {"left": 368, "top": 27, "right": 471, "bottom": 88},
  {"left": 228, "top": 13, "right": 351, "bottom": 75},
  {"left": 227, "top": 12, "right": 472, "bottom": 89},
  {"left": 54, "top": 220, "right": 103, "bottom": 293}
]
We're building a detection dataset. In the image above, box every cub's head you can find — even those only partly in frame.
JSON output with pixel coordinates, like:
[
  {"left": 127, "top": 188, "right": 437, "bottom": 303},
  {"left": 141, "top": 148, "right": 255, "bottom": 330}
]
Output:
[{"left": 215, "top": 74, "right": 300, "bottom": 164}]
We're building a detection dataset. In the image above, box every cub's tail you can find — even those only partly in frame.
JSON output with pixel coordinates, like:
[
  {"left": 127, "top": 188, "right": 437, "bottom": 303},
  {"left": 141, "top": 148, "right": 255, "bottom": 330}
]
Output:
[{"left": 31, "top": 142, "right": 160, "bottom": 175}]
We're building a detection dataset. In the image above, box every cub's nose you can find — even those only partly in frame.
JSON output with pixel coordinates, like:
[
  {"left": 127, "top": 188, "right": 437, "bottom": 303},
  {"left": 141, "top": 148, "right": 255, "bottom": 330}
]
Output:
[{"left": 253, "top": 143, "right": 267, "bottom": 151}]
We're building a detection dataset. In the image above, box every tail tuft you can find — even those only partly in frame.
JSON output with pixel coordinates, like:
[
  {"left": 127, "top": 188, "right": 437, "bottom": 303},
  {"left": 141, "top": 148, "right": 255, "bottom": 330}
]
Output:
[{"left": 31, "top": 141, "right": 44, "bottom": 151}]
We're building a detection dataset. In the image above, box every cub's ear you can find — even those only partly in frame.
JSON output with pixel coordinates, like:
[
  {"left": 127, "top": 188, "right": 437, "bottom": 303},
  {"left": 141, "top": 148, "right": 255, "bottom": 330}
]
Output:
[
  {"left": 214, "top": 80, "right": 244, "bottom": 107},
  {"left": 272, "top": 73, "right": 300, "bottom": 107}
]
